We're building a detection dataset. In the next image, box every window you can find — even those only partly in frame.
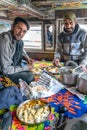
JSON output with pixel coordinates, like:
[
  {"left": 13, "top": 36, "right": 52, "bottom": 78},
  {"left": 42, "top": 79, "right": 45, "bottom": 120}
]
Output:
[
  {"left": 79, "top": 24, "right": 87, "bottom": 31},
  {"left": 45, "top": 24, "right": 54, "bottom": 51},
  {"left": 23, "top": 23, "right": 43, "bottom": 50},
  {"left": 78, "top": 19, "right": 87, "bottom": 31}
]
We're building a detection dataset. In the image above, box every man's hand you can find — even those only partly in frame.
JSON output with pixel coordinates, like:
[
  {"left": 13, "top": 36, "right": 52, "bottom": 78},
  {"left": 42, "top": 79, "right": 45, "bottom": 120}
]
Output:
[
  {"left": 81, "top": 64, "right": 87, "bottom": 72},
  {"left": 53, "top": 58, "right": 61, "bottom": 67},
  {"left": 27, "top": 58, "right": 34, "bottom": 70},
  {"left": 24, "top": 57, "right": 34, "bottom": 70},
  {"left": 23, "top": 54, "right": 34, "bottom": 66},
  {"left": 27, "top": 57, "right": 34, "bottom": 65},
  {"left": 28, "top": 64, "right": 34, "bottom": 70}
]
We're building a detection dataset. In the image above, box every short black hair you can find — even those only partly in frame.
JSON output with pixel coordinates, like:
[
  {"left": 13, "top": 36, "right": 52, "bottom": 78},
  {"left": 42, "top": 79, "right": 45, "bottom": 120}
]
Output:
[{"left": 13, "top": 17, "right": 30, "bottom": 30}]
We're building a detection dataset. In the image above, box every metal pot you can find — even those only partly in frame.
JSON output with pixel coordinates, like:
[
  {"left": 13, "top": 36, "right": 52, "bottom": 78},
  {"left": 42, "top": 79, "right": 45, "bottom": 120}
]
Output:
[
  {"left": 59, "top": 65, "right": 82, "bottom": 86},
  {"left": 76, "top": 72, "right": 87, "bottom": 94},
  {"left": 59, "top": 66, "right": 77, "bottom": 86}
]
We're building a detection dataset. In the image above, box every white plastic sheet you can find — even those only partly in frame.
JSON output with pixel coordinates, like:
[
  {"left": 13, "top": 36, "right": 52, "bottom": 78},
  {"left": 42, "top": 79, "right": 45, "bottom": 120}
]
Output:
[{"left": 29, "top": 72, "right": 64, "bottom": 99}]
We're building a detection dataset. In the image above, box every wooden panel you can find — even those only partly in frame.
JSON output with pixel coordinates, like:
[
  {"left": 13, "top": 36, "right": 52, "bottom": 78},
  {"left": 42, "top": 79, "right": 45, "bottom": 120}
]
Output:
[
  {"left": 27, "top": 51, "right": 54, "bottom": 61},
  {"left": 55, "top": 9, "right": 87, "bottom": 18}
]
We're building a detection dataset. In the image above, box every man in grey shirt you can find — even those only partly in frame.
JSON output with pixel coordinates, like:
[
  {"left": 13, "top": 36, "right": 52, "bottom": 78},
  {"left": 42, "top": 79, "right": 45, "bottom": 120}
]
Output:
[
  {"left": 53, "top": 12, "right": 87, "bottom": 70},
  {"left": 0, "top": 17, "right": 35, "bottom": 84}
]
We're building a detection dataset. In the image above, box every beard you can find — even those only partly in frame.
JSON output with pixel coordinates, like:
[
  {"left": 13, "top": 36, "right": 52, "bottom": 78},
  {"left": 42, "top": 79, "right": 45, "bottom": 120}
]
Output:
[{"left": 65, "top": 27, "right": 75, "bottom": 33}]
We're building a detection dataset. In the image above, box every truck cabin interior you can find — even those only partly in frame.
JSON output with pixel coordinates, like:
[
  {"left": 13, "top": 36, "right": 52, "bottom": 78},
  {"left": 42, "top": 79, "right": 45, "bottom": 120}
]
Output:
[{"left": 0, "top": 0, "right": 87, "bottom": 61}]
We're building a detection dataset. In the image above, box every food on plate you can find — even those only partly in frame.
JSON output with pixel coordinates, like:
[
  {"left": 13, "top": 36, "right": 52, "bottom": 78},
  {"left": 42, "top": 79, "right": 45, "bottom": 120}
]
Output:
[
  {"left": 31, "top": 68, "right": 42, "bottom": 74},
  {"left": 46, "top": 66, "right": 59, "bottom": 74},
  {"left": 16, "top": 99, "right": 51, "bottom": 124},
  {"left": 31, "top": 85, "right": 48, "bottom": 92}
]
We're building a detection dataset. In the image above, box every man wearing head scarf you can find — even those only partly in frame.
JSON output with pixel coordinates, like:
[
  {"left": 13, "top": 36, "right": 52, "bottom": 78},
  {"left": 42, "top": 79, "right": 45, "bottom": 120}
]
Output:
[
  {"left": 53, "top": 12, "right": 87, "bottom": 69},
  {"left": 0, "top": 17, "right": 35, "bottom": 84}
]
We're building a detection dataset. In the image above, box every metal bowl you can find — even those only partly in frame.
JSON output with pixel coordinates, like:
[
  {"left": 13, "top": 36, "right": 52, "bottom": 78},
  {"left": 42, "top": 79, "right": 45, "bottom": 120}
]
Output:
[
  {"left": 59, "top": 66, "right": 78, "bottom": 86},
  {"left": 59, "top": 65, "right": 84, "bottom": 86},
  {"left": 16, "top": 99, "right": 51, "bottom": 125}
]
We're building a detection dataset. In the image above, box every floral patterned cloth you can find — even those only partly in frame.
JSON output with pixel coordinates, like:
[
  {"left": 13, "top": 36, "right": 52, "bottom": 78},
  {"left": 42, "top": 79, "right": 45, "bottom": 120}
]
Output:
[
  {"left": 11, "top": 89, "right": 87, "bottom": 130},
  {"left": 1, "top": 61, "right": 87, "bottom": 130}
]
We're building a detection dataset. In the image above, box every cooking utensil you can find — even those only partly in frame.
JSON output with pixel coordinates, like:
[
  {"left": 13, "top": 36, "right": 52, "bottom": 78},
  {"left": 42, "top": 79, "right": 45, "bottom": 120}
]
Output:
[
  {"left": 16, "top": 99, "right": 51, "bottom": 125},
  {"left": 69, "top": 65, "right": 82, "bottom": 74},
  {"left": 76, "top": 72, "right": 87, "bottom": 94},
  {"left": 65, "top": 60, "right": 78, "bottom": 67},
  {"left": 59, "top": 65, "right": 82, "bottom": 86}
]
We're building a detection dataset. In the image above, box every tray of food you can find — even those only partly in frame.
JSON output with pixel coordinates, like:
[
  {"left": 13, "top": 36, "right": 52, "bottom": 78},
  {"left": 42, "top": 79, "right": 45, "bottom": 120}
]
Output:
[
  {"left": 30, "top": 67, "right": 42, "bottom": 75},
  {"left": 16, "top": 99, "right": 51, "bottom": 125},
  {"left": 44, "top": 66, "right": 59, "bottom": 74}
]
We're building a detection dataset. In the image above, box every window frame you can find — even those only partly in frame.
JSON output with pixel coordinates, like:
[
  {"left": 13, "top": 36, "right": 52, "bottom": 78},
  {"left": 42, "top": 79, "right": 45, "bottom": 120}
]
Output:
[
  {"left": 45, "top": 23, "right": 54, "bottom": 51},
  {"left": 23, "top": 21, "right": 44, "bottom": 51}
]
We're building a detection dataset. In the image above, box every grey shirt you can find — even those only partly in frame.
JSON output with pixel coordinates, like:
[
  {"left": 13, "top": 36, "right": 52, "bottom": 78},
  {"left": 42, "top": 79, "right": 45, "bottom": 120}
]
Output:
[
  {"left": 55, "top": 24, "right": 87, "bottom": 65},
  {"left": 0, "top": 30, "right": 29, "bottom": 74}
]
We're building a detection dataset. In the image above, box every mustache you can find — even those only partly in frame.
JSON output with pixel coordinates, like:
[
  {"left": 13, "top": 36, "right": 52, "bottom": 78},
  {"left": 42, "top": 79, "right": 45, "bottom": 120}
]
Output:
[{"left": 66, "top": 28, "right": 73, "bottom": 30}]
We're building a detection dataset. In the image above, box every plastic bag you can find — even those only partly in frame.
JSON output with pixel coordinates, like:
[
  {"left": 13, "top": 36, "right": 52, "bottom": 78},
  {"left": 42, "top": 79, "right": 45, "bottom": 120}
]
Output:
[
  {"left": 19, "top": 79, "right": 31, "bottom": 99},
  {"left": 29, "top": 72, "right": 64, "bottom": 98}
]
